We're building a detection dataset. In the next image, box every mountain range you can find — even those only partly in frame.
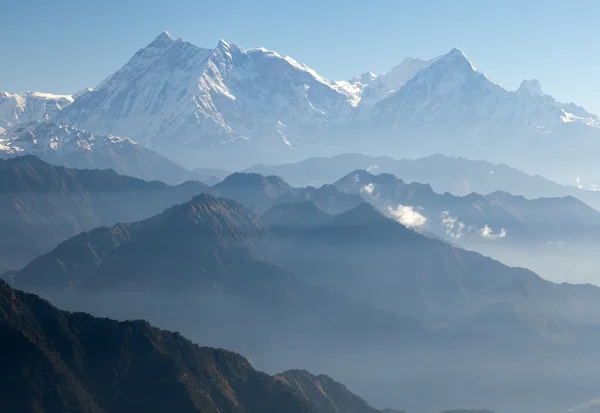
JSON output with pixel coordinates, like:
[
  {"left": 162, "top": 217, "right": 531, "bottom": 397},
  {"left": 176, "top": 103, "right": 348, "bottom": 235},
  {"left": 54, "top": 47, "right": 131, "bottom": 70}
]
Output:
[
  {"left": 5, "top": 191, "right": 600, "bottom": 413},
  {"left": 0, "top": 91, "right": 73, "bottom": 131},
  {"left": 1, "top": 276, "right": 486, "bottom": 413},
  {"left": 245, "top": 153, "right": 600, "bottom": 209},
  {"left": 4, "top": 30, "right": 600, "bottom": 413},
  {"left": 0, "top": 278, "right": 318, "bottom": 413},
  {"left": 246, "top": 164, "right": 600, "bottom": 285},
  {"left": 0, "top": 121, "right": 229, "bottom": 185},
  {"left": 0, "top": 155, "right": 207, "bottom": 273},
  {"left": 333, "top": 169, "right": 600, "bottom": 244},
  {"left": 1, "top": 32, "right": 600, "bottom": 184}
]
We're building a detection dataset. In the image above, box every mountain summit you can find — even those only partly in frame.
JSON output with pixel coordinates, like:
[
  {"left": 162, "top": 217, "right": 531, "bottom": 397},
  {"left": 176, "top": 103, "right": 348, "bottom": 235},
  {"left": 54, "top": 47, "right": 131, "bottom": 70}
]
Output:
[
  {"left": 59, "top": 33, "right": 360, "bottom": 168},
  {"left": 518, "top": 79, "right": 544, "bottom": 96}
]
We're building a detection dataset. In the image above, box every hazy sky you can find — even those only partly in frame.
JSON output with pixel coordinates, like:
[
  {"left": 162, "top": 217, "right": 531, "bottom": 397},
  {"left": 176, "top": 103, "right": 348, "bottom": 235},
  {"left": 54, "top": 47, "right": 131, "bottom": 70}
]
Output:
[{"left": 2, "top": 0, "right": 599, "bottom": 113}]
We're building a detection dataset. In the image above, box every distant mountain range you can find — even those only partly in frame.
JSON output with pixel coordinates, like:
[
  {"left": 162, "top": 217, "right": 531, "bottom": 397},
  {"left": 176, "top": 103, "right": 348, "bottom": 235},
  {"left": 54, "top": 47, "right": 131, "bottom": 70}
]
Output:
[
  {"left": 333, "top": 169, "right": 600, "bottom": 244},
  {"left": 0, "top": 155, "right": 207, "bottom": 273},
  {"left": 246, "top": 153, "right": 600, "bottom": 209},
  {"left": 0, "top": 91, "right": 73, "bottom": 130},
  {"left": 0, "top": 121, "right": 228, "bottom": 185},
  {"left": 1, "top": 32, "right": 600, "bottom": 184},
  {"left": 5, "top": 191, "right": 600, "bottom": 413}
]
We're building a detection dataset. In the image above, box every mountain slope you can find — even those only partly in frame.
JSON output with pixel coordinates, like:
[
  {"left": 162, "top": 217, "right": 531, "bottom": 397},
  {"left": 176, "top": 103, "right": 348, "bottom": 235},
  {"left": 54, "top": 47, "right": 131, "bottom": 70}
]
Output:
[
  {"left": 270, "top": 202, "right": 600, "bottom": 337},
  {"left": 209, "top": 172, "right": 295, "bottom": 212},
  {"left": 0, "top": 121, "right": 195, "bottom": 184},
  {"left": 369, "top": 49, "right": 600, "bottom": 184},
  {"left": 352, "top": 56, "right": 437, "bottom": 110},
  {"left": 276, "top": 370, "right": 383, "bottom": 413},
  {"left": 0, "top": 279, "right": 316, "bottom": 413},
  {"left": 334, "top": 169, "right": 600, "bottom": 243},
  {"left": 262, "top": 201, "right": 331, "bottom": 233},
  {"left": 271, "top": 184, "right": 364, "bottom": 215},
  {"left": 8, "top": 193, "right": 269, "bottom": 292},
  {"left": 60, "top": 32, "right": 359, "bottom": 169},
  {"left": 0, "top": 91, "right": 73, "bottom": 130},
  {"left": 372, "top": 48, "right": 599, "bottom": 134},
  {"left": 0, "top": 155, "right": 207, "bottom": 272},
  {"left": 332, "top": 168, "right": 600, "bottom": 284},
  {"left": 7, "top": 193, "right": 600, "bottom": 412}
]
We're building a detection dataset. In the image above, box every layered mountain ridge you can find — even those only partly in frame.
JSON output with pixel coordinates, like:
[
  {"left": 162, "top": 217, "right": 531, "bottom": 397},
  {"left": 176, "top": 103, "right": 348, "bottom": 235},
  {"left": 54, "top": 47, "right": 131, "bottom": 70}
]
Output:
[
  {"left": 5, "top": 171, "right": 600, "bottom": 412},
  {"left": 0, "top": 155, "right": 207, "bottom": 273},
  {"left": 0, "top": 278, "right": 318, "bottom": 413},
  {"left": 0, "top": 121, "right": 213, "bottom": 184}
]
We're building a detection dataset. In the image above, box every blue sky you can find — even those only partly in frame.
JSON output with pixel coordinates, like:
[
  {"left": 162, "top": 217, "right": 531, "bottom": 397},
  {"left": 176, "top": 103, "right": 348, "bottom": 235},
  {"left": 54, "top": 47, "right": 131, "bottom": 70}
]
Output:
[{"left": 2, "top": 0, "right": 599, "bottom": 113}]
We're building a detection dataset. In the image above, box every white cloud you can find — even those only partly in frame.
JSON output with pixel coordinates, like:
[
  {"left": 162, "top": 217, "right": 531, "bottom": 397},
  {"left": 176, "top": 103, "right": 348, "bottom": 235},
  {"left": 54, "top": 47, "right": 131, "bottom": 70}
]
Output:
[
  {"left": 366, "top": 165, "right": 379, "bottom": 172},
  {"left": 479, "top": 224, "right": 507, "bottom": 239},
  {"left": 441, "top": 211, "right": 465, "bottom": 239},
  {"left": 388, "top": 204, "right": 427, "bottom": 228},
  {"left": 361, "top": 182, "right": 375, "bottom": 196},
  {"left": 576, "top": 176, "right": 582, "bottom": 189}
]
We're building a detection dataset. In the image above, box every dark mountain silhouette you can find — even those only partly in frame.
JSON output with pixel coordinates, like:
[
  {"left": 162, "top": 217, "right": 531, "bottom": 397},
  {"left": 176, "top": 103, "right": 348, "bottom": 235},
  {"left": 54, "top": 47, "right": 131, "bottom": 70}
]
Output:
[
  {"left": 210, "top": 172, "right": 294, "bottom": 212},
  {"left": 272, "top": 184, "right": 364, "bottom": 215},
  {"left": 262, "top": 201, "right": 331, "bottom": 234},
  {"left": 276, "top": 369, "right": 385, "bottom": 413},
  {"left": 267, "top": 201, "right": 600, "bottom": 410},
  {"left": 9, "top": 193, "right": 269, "bottom": 292},
  {"left": 4, "top": 193, "right": 545, "bottom": 413},
  {"left": 6, "top": 194, "right": 600, "bottom": 413},
  {"left": 0, "top": 278, "right": 316, "bottom": 413},
  {"left": 0, "top": 155, "right": 207, "bottom": 272},
  {"left": 272, "top": 202, "right": 600, "bottom": 330}
]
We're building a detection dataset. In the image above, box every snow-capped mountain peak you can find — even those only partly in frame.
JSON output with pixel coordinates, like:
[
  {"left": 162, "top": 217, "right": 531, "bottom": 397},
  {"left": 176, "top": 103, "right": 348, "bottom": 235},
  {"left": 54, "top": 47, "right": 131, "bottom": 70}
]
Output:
[
  {"left": 518, "top": 79, "right": 544, "bottom": 96},
  {"left": 59, "top": 32, "right": 362, "bottom": 167},
  {"left": 354, "top": 56, "right": 436, "bottom": 107},
  {"left": 372, "top": 47, "right": 505, "bottom": 120},
  {"left": 216, "top": 39, "right": 231, "bottom": 49},
  {"left": 349, "top": 72, "right": 377, "bottom": 85},
  {"left": 370, "top": 45, "right": 600, "bottom": 142},
  {"left": 148, "top": 31, "right": 176, "bottom": 49},
  {"left": 0, "top": 91, "right": 73, "bottom": 130},
  {"left": 6, "top": 33, "right": 595, "bottom": 179},
  {"left": 0, "top": 121, "right": 139, "bottom": 156},
  {"left": 438, "top": 47, "right": 473, "bottom": 67}
]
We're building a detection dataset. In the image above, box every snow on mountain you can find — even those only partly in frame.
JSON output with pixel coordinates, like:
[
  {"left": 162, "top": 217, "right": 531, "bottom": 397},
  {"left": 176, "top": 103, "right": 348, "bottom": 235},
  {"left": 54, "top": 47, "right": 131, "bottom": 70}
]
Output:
[
  {"left": 517, "top": 79, "right": 544, "bottom": 96},
  {"left": 372, "top": 48, "right": 600, "bottom": 132},
  {"left": 4, "top": 32, "right": 600, "bottom": 181},
  {"left": 358, "top": 56, "right": 437, "bottom": 103},
  {"left": 0, "top": 121, "right": 194, "bottom": 184},
  {"left": 59, "top": 32, "right": 361, "bottom": 168},
  {"left": 0, "top": 121, "right": 139, "bottom": 156},
  {"left": 0, "top": 91, "right": 73, "bottom": 129},
  {"left": 349, "top": 71, "right": 377, "bottom": 86}
]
